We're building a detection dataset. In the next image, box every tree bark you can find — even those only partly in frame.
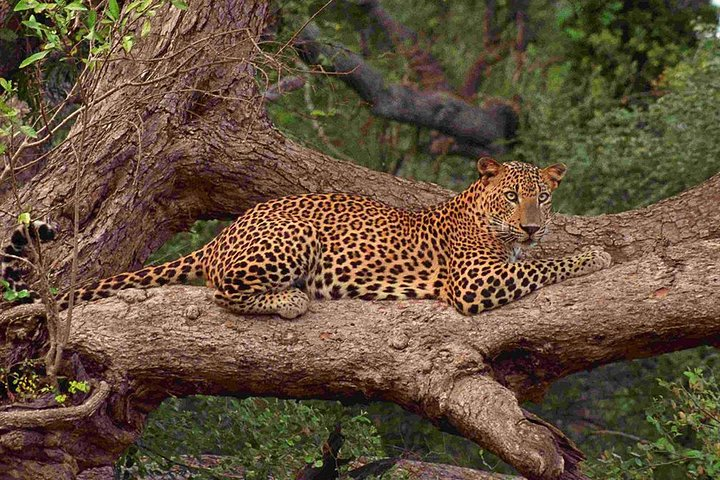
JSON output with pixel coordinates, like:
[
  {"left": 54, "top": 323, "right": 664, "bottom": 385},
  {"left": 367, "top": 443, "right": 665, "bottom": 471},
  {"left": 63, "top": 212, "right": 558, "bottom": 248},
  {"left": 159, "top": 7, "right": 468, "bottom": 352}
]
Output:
[{"left": 1, "top": 0, "right": 719, "bottom": 479}]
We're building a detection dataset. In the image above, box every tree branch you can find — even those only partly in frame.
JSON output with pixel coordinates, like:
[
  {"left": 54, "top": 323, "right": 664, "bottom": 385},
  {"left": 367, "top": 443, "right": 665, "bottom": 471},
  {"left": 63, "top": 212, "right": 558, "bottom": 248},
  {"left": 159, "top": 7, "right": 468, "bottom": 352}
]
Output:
[
  {"left": 444, "top": 377, "right": 571, "bottom": 479},
  {"left": 0, "top": 381, "right": 109, "bottom": 429},
  {"left": 294, "top": 23, "right": 515, "bottom": 153},
  {"left": 263, "top": 75, "right": 306, "bottom": 102},
  {"left": 355, "top": 0, "right": 452, "bottom": 92},
  {"left": 3, "top": 222, "right": 717, "bottom": 478},
  {"left": 349, "top": 0, "right": 518, "bottom": 155}
]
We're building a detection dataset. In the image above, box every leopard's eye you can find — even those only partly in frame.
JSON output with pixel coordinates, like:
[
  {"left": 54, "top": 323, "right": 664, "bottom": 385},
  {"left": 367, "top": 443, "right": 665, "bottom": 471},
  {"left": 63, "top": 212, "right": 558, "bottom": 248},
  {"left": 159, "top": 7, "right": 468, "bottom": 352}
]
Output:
[
  {"left": 504, "top": 191, "right": 518, "bottom": 202},
  {"left": 538, "top": 192, "right": 550, "bottom": 203}
]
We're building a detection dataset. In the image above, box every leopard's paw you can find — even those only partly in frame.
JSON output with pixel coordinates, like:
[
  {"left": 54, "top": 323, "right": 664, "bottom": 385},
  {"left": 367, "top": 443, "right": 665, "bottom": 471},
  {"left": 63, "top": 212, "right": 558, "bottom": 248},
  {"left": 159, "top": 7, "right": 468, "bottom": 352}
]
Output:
[{"left": 581, "top": 248, "right": 612, "bottom": 274}]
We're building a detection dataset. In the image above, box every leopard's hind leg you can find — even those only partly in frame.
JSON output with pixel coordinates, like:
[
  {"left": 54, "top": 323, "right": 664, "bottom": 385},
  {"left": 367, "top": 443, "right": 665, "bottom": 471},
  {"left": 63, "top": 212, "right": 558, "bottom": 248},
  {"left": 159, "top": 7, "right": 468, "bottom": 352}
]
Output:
[{"left": 209, "top": 218, "right": 320, "bottom": 319}]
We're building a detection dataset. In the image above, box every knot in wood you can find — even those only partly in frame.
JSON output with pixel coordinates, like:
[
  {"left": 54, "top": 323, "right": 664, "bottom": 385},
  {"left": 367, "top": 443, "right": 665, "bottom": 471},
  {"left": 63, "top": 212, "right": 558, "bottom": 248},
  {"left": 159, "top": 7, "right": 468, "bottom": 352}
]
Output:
[
  {"left": 183, "top": 305, "right": 201, "bottom": 320},
  {"left": 0, "top": 431, "right": 26, "bottom": 450},
  {"left": 389, "top": 332, "right": 409, "bottom": 350},
  {"left": 116, "top": 288, "right": 149, "bottom": 304}
]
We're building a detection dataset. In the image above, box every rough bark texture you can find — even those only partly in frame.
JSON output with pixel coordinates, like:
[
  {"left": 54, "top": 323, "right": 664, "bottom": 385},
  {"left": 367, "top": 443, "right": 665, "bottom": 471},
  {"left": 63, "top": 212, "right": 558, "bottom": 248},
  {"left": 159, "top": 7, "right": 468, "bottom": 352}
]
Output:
[{"left": 1, "top": 0, "right": 719, "bottom": 479}]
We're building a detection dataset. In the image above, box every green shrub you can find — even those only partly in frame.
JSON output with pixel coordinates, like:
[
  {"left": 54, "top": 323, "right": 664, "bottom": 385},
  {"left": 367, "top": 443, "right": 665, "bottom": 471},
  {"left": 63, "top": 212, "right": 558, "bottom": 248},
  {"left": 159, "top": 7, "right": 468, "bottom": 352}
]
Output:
[
  {"left": 584, "top": 368, "right": 720, "bottom": 480},
  {"left": 556, "top": 0, "right": 717, "bottom": 97},
  {"left": 118, "top": 396, "right": 385, "bottom": 479},
  {"left": 515, "top": 39, "right": 720, "bottom": 215}
]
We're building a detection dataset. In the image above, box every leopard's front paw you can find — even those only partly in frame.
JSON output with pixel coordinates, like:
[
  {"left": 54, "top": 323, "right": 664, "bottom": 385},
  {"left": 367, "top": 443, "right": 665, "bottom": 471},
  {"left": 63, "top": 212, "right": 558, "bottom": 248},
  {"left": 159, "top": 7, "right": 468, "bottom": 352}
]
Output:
[{"left": 580, "top": 249, "right": 612, "bottom": 274}]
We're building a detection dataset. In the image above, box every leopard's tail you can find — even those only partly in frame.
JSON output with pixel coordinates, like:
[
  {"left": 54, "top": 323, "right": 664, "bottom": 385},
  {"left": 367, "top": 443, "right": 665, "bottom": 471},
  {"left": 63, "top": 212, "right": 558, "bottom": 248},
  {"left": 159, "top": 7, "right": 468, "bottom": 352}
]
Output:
[
  {"left": 1, "top": 221, "right": 57, "bottom": 303},
  {"left": 58, "top": 250, "right": 207, "bottom": 310}
]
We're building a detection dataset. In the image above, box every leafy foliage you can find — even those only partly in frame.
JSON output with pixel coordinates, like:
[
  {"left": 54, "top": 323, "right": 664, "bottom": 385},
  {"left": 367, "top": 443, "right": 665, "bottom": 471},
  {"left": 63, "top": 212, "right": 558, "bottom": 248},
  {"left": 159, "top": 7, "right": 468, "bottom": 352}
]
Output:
[
  {"left": 1, "top": 0, "right": 185, "bottom": 163},
  {"left": 515, "top": 38, "right": 720, "bottom": 215},
  {"left": 584, "top": 368, "right": 720, "bottom": 479},
  {"left": 118, "top": 397, "right": 385, "bottom": 479},
  {"left": 0, "top": 358, "right": 91, "bottom": 406},
  {"left": 556, "top": 0, "right": 717, "bottom": 97},
  {"left": 0, "top": 278, "right": 31, "bottom": 302}
]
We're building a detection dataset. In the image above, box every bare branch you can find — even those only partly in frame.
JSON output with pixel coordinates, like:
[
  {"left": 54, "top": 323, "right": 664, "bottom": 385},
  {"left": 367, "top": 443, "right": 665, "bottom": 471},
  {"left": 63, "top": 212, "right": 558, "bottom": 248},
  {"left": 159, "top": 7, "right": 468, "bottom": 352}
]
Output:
[
  {"left": 262, "top": 75, "right": 306, "bottom": 102},
  {"left": 0, "top": 381, "right": 109, "bottom": 429},
  {"left": 294, "top": 23, "right": 515, "bottom": 154},
  {"left": 355, "top": 0, "right": 453, "bottom": 92}
]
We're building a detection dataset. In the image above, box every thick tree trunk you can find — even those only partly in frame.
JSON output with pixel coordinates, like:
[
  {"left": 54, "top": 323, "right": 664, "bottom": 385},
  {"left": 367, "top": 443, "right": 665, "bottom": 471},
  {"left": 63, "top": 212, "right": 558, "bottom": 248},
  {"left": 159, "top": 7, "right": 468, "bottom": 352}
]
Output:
[{"left": 1, "top": 1, "right": 719, "bottom": 479}]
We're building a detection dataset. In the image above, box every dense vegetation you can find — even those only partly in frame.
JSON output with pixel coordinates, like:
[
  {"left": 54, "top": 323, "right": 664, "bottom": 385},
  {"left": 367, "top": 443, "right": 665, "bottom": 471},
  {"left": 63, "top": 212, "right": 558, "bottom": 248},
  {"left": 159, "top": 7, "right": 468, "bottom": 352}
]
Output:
[{"left": 2, "top": 0, "right": 719, "bottom": 478}]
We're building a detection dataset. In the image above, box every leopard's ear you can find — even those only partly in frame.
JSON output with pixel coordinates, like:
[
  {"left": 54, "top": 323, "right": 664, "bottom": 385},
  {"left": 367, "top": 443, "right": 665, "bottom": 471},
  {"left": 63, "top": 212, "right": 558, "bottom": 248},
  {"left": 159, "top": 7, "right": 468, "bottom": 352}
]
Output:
[
  {"left": 477, "top": 157, "right": 503, "bottom": 186},
  {"left": 541, "top": 163, "right": 567, "bottom": 191}
]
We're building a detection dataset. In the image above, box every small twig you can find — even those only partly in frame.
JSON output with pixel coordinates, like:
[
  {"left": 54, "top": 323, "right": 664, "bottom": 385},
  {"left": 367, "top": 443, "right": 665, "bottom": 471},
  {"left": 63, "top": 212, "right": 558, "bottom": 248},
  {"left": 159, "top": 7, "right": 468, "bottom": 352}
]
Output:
[
  {"left": 276, "top": 0, "right": 335, "bottom": 56},
  {"left": 678, "top": 382, "right": 720, "bottom": 424},
  {"left": 263, "top": 75, "right": 306, "bottom": 102},
  {"left": 586, "top": 428, "right": 647, "bottom": 443}
]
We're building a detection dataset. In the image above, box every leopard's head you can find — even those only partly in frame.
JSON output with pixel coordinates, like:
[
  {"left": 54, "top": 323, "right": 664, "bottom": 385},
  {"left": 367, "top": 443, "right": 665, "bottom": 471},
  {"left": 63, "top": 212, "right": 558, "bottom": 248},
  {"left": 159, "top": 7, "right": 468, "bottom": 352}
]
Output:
[{"left": 476, "top": 157, "right": 566, "bottom": 245}]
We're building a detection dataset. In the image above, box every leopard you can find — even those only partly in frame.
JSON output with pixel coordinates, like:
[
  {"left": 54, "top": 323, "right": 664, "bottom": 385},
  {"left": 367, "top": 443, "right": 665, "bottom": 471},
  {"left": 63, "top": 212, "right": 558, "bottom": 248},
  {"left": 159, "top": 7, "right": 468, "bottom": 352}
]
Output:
[{"left": 2, "top": 158, "right": 611, "bottom": 318}]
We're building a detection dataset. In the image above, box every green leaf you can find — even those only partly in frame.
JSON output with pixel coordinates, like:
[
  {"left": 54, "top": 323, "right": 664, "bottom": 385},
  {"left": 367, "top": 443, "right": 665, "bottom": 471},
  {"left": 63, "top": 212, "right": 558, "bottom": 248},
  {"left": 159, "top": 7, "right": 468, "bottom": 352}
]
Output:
[
  {"left": 556, "top": 5, "right": 574, "bottom": 25},
  {"left": 77, "top": 381, "right": 90, "bottom": 393},
  {"left": 19, "top": 50, "right": 49, "bottom": 69},
  {"left": 653, "top": 436, "right": 676, "bottom": 453},
  {"left": 600, "top": 11, "right": 615, "bottom": 26},
  {"left": 140, "top": 19, "right": 151, "bottom": 37},
  {"left": 122, "top": 35, "right": 134, "bottom": 53},
  {"left": 4, "top": 290, "right": 17, "bottom": 301},
  {"left": 0, "top": 278, "right": 10, "bottom": 289},
  {"left": 564, "top": 27, "right": 586, "bottom": 41},
  {"left": 686, "top": 449, "right": 704, "bottom": 459},
  {"left": 107, "top": 0, "right": 120, "bottom": 21},
  {"left": 18, "top": 212, "right": 31, "bottom": 225},
  {"left": 19, "top": 125, "right": 38, "bottom": 138},
  {"left": 13, "top": 0, "right": 36, "bottom": 12},
  {"left": 33, "top": 3, "right": 56, "bottom": 13},
  {"left": 21, "top": 15, "right": 43, "bottom": 34},
  {"left": 15, "top": 290, "right": 30, "bottom": 299},
  {"left": 69, "top": 380, "right": 91, "bottom": 393},
  {"left": 65, "top": 2, "right": 87, "bottom": 11},
  {"left": 0, "top": 78, "right": 11, "bottom": 92},
  {"left": 50, "top": 287, "right": 59, "bottom": 295},
  {"left": 86, "top": 10, "right": 97, "bottom": 28},
  {"left": 170, "top": 0, "right": 188, "bottom": 10}
]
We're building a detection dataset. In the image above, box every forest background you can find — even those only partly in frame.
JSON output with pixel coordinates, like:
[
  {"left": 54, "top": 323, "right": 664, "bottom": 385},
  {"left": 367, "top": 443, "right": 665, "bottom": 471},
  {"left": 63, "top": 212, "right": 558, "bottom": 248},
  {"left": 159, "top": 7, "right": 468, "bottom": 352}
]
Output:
[{"left": 1, "top": 0, "right": 719, "bottom": 478}]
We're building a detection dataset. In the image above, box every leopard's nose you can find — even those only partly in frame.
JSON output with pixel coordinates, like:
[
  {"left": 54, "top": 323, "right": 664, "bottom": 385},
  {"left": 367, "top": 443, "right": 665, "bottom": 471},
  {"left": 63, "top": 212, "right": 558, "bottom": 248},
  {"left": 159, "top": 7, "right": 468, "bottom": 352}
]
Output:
[{"left": 521, "top": 224, "right": 540, "bottom": 236}]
